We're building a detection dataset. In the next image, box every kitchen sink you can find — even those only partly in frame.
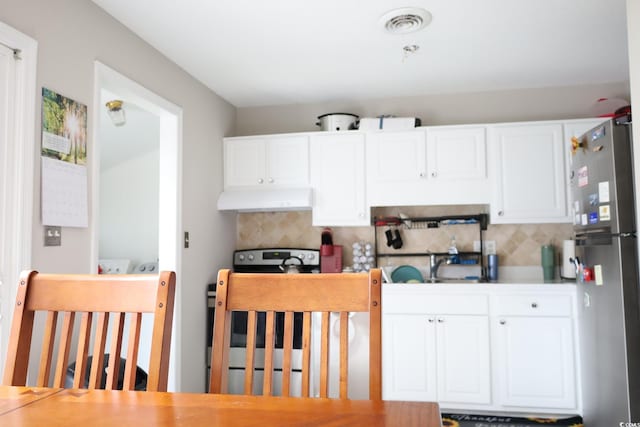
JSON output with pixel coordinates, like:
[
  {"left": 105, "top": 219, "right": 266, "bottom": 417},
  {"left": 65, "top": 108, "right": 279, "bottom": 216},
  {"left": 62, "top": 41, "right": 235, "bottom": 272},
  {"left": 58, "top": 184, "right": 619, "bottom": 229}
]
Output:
[{"left": 426, "top": 277, "right": 483, "bottom": 284}]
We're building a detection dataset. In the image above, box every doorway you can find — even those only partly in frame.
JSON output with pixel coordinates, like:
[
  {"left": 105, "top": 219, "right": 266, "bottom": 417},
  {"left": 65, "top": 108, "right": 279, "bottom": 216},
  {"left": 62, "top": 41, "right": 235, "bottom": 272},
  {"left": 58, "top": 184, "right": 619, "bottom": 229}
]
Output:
[
  {"left": 0, "top": 22, "right": 37, "bottom": 373},
  {"left": 92, "top": 61, "right": 182, "bottom": 391}
]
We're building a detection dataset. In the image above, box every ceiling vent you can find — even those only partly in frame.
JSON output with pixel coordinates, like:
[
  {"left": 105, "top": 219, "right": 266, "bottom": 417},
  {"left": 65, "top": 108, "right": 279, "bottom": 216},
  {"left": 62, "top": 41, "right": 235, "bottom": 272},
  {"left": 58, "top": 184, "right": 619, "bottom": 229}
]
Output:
[{"left": 380, "top": 7, "right": 432, "bottom": 34}]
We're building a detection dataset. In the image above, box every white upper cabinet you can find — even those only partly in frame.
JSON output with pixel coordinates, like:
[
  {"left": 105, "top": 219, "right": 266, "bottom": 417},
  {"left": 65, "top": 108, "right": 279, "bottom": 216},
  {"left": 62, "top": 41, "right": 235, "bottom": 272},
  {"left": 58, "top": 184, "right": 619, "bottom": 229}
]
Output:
[
  {"left": 489, "top": 122, "right": 567, "bottom": 223},
  {"left": 310, "top": 132, "right": 369, "bottom": 226},
  {"left": 224, "top": 134, "right": 309, "bottom": 189},
  {"left": 367, "top": 126, "right": 488, "bottom": 207},
  {"left": 426, "top": 126, "right": 487, "bottom": 182},
  {"left": 220, "top": 118, "right": 607, "bottom": 219},
  {"left": 366, "top": 129, "right": 426, "bottom": 206}
]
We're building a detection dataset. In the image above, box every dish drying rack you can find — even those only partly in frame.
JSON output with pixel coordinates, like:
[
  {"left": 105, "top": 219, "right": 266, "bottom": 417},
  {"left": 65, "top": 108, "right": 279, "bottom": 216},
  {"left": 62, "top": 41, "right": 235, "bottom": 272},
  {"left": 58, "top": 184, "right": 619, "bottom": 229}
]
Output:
[{"left": 372, "top": 213, "right": 489, "bottom": 280}]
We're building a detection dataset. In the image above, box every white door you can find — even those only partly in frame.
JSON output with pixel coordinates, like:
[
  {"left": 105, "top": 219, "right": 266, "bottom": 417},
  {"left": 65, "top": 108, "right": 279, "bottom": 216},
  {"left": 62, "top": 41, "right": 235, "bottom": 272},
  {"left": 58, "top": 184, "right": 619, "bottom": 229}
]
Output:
[
  {"left": 265, "top": 135, "right": 309, "bottom": 187},
  {"left": 310, "top": 133, "right": 368, "bottom": 226},
  {"left": 382, "top": 314, "right": 437, "bottom": 401},
  {"left": 366, "top": 130, "right": 426, "bottom": 206},
  {"left": 0, "top": 22, "right": 37, "bottom": 372},
  {"left": 494, "top": 316, "right": 576, "bottom": 409},
  {"left": 425, "top": 126, "right": 489, "bottom": 204},
  {"left": 0, "top": 43, "right": 17, "bottom": 357},
  {"left": 224, "top": 138, "right": 267, "bottom": 188},
  {"left": 436, "top": 315, "right": 491, "bottom": 405},
  {"left": 490, "top": 123, "right": 568, "bottom": 223},
  {"left": 426, "top": 126, "right": 487, "bottom": 181}
]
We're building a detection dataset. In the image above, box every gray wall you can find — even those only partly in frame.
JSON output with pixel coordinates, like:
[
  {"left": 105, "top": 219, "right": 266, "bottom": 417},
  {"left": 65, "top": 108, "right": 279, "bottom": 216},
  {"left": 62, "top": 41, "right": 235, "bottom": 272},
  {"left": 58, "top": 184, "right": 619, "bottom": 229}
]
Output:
[
  {"left": 236, "top": 82, "right": 629, "bottom": 136},
  {"left": 0, "top": 0, "right": 236, "bottom": 392}
]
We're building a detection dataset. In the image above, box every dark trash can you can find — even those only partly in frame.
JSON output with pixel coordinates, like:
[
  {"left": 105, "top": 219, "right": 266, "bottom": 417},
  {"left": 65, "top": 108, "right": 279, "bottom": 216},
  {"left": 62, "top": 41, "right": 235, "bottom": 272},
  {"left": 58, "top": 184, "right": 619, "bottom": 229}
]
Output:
[{"left": 65, "top": 353, "right": 148, "bottom": 390}]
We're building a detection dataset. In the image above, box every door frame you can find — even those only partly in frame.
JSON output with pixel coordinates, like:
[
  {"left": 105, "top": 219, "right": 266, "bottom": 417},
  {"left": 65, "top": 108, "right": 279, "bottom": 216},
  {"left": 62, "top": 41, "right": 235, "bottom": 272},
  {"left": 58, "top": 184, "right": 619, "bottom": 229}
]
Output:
[
  {"left": 91, "top": 61, "right": 183, "bottom": 391},
  {"left": 0, "top": 22, "right": 37, "bottom": 373}
]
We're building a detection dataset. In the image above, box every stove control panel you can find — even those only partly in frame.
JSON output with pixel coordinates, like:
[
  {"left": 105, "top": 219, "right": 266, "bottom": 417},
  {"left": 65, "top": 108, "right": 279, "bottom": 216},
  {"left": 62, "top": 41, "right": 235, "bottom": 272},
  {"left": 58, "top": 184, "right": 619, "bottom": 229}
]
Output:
[{"left": 233, "top": 248, "right": 320, "bottom": 268}]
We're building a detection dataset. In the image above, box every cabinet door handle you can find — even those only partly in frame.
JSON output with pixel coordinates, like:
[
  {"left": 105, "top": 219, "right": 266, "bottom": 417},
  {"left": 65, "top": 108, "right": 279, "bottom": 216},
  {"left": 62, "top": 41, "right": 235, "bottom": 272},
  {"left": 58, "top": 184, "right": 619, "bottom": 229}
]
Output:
[
  {"left": 431, "top": 172, "right": 437, "bottom": 178},
  {"left": 499, "top": 319, "right": 506, "bottom": 325},
  {"left": 531, "top": 302, "right": 538, "bottom": 308},
  {"left": 437, "top": 318, "right": 444, "bottom": 323},
  {"left": 419, "top": 172, "right": 425, "bottom": 178},
  {"left": 428, "top": 318, "right": 435, "bottom": 323},
  {"left": 498, "top": 210, "right": 504, "bottom": 216},
  {"left": 268, "top": 177, "right": 274, "bottom": 183},
  {"left": 258, "top": 178, "right": 264, "bottom": 184}
]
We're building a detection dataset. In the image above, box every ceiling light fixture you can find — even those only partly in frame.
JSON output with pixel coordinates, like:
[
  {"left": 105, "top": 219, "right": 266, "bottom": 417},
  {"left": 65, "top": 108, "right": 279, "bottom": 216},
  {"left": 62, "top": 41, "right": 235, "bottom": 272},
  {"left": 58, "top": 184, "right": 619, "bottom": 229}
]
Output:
[
  {"left": 105, "top": 99, "right": 126, "bottom": 126},
  {"left": 380, "top": 7, "right": 432, "bottom": 35},
  {"left": 403, "top": 44, "right": 420, "bottom": 54},
  {"left": 402, "top": 44, "right": 420, "bottom": 61}
]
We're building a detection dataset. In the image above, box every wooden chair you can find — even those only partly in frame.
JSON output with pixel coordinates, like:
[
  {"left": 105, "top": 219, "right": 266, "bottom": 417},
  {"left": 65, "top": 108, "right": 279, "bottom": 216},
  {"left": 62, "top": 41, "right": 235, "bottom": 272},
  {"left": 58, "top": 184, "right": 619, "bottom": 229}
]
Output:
[
  {"left": 209, "top": 268, "right": 382, "bottom": 400},
  {"left": 2, "top": 270, "right": 176, "bottom": 392}
]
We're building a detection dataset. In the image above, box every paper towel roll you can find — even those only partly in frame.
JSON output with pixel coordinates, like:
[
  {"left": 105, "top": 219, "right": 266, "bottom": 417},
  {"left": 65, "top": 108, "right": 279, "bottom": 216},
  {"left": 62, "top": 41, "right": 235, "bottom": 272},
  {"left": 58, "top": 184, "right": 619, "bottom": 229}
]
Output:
[{"left": 561, "top": 239, "right": 576, "bottom": 279}]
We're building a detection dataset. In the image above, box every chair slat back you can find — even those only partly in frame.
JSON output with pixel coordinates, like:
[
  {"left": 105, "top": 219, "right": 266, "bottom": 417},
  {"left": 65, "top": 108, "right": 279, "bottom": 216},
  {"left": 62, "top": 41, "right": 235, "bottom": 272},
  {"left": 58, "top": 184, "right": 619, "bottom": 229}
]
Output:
[
  {"left": 2, "top": 270, "right": 176, "bottom": 392},
  {"left": 209, "top": 268, "right": 382, "bottom": 400}
]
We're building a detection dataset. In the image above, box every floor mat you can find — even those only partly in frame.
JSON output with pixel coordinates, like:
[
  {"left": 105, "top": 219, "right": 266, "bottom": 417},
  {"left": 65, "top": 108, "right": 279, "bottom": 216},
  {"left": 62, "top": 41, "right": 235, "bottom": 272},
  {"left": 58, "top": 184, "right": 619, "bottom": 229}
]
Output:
[{"left": 441, "top": 413, "right": 584, "bottom": 427}]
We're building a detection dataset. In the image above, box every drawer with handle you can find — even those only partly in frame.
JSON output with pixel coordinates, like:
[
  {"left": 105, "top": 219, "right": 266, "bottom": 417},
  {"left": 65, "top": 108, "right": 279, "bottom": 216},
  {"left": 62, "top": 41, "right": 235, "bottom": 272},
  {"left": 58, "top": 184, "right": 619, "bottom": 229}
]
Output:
[{"left": 492, "top": 294, "right": 573, "bottom": 317}]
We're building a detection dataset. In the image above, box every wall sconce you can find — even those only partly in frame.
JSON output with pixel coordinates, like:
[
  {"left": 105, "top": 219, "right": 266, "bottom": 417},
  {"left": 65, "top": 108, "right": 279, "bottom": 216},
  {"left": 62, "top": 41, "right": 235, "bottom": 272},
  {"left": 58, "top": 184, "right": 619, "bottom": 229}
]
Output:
[{"left": 105, "top": 100, "right": 126, "bottom": 126}]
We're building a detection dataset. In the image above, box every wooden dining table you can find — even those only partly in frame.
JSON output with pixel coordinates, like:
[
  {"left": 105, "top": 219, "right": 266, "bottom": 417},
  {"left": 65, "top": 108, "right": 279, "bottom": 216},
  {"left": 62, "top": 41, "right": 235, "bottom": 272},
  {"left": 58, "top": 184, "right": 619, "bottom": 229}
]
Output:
[{"left": 0, "top": 385, "right": 442, "bottom": 426}]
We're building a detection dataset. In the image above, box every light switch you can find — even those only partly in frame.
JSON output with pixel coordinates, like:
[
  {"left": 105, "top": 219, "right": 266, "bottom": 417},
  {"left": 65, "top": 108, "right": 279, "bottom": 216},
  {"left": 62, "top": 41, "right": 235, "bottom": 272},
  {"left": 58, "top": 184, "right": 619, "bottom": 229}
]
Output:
[
  {"left": 583, "top": 291, "right": 591, "bottom": 308},
  {"left": 44, "top": 226, "right": 61, "bottom": 246}
]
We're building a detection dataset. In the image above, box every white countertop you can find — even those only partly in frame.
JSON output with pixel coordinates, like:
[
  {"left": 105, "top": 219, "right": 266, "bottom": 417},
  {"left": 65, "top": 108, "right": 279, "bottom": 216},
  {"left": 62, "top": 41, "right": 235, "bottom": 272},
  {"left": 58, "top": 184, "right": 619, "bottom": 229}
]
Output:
[{"left": 381, "top": 265, "right": 577, "bottom": 286}]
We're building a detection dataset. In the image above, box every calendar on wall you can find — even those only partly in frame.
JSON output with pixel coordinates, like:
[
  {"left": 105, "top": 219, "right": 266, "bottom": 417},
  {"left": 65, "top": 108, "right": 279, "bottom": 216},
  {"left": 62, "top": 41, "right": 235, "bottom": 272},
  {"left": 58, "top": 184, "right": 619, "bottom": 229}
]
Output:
[{"left": 41, "top": 88, "right": 88, "bottom": 227}]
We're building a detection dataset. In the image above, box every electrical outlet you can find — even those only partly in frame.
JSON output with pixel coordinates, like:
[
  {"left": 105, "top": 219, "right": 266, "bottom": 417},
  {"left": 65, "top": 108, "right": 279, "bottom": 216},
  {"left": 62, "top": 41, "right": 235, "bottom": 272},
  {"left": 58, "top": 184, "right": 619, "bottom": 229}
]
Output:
[
  {"left": 473, "top": 240, "right": 497, "bottom": 255},
  {"left": 44, "top": 226, "right": 61, "bottom": 246}
]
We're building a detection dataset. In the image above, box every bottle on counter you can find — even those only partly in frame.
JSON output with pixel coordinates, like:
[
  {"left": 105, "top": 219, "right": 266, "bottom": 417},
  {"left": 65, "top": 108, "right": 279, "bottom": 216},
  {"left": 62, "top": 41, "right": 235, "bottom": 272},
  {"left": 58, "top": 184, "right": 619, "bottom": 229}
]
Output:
[
  {"left": 448, "top": 236, "right": 459, "bottom": 264},
  {"left": 488, "top": 254, "right": 499, "bottom": 282}
]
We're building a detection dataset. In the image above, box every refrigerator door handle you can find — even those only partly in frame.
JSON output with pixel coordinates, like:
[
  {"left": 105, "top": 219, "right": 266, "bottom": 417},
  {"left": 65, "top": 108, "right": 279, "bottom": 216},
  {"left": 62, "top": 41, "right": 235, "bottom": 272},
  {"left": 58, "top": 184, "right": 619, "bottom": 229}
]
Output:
[
  {"left": 619, "top": 232, "right": 636, "bottom": 238},
  {"left": 575, "top": 232, "right": 613, "bottom": 246},
  {"left": 575, "top": 230, "right": 636, "bottom": 245}
]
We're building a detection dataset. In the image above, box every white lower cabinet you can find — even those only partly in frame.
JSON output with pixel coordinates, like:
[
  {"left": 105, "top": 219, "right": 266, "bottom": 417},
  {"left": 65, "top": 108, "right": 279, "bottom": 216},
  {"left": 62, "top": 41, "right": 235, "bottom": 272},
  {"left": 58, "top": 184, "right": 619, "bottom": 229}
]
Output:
[
  {"left": 492, "top": 294, "right": 578, "bottom": 410},
  {"left": 383, "top": 291, "right": 492, "bottom": 408},
  {"left": 436, "top": 315, "right": 491, "bottom": 404},
  {"left": 384, "top": 314, "right": 491, "bottom": 405},
  {"left": 382, "top": 284, "right": 580, "bottom": 415},
  {"left": 383, "top": 314, "right": 438, "bottom": 401}
]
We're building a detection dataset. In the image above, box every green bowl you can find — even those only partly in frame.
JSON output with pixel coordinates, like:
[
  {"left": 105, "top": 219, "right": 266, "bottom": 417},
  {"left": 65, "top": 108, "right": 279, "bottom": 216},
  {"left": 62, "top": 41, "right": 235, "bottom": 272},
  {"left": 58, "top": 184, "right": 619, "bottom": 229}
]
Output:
[{"left": 391, "top": 265, "right": 424, "bottom": 283}]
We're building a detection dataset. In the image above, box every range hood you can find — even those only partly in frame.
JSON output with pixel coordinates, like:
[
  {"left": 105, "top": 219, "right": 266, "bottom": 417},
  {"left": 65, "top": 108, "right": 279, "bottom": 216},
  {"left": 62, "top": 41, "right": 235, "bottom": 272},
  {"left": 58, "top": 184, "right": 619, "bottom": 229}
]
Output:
[{"left": 217, "top": 188, "right": 313, "bottom": 212}]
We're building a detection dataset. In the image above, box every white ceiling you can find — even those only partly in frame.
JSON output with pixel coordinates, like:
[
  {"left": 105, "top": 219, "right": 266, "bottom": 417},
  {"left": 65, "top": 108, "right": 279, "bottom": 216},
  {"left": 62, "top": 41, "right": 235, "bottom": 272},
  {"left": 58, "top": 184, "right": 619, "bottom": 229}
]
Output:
[{"left": 91, "top": 0, "right": 629, "bottom": 108}]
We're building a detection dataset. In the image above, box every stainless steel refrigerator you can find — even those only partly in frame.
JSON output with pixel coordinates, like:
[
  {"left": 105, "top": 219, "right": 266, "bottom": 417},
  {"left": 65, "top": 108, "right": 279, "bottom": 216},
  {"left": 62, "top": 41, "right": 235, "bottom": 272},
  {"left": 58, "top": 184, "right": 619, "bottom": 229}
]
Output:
[{"left": 569, "top": 115, "right": 639, "bottom": 423}]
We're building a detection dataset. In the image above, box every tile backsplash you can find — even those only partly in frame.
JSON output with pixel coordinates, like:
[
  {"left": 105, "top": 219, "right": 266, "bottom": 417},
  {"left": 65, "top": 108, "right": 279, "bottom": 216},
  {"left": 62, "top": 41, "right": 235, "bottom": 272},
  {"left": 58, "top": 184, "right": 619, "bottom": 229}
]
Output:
[{"left": 236, "top": 206, "right": 573, "bottom": 268}]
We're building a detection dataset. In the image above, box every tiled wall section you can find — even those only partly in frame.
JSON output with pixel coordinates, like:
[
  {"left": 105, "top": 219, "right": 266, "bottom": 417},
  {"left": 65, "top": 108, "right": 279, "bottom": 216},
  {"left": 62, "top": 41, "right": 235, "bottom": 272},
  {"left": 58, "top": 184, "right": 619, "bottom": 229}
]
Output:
[{"left": 236, "top": 206, "right": 573, "bottom": 268}]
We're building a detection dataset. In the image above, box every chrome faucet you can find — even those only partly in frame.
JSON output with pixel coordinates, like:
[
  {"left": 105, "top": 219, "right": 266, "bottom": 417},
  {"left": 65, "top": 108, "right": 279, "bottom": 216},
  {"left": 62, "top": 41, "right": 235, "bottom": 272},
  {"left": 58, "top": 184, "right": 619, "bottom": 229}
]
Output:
[{"left": 429, "top": 253, "right": 444, "bottom": 282}]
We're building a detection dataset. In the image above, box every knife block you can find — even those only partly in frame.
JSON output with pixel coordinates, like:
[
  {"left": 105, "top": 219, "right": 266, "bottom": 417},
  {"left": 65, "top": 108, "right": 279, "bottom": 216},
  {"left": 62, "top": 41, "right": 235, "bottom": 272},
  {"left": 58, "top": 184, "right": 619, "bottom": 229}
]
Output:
[{"left": 321, "top": 245, "right": 343, "bottom": 273}]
